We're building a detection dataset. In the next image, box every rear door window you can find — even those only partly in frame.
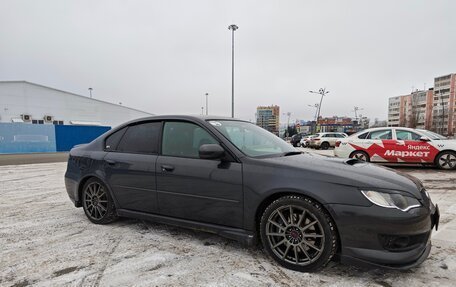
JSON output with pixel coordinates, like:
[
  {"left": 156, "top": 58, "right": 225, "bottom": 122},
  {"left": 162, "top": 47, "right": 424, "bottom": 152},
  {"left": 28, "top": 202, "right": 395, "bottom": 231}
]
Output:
[
  {"left": 367, "top": 129, "right": 392, "bottom": 140},
  {"left": 105, "top": 127, "right": 127, "bottom": 151},
  {"left": 116, "top": 122, "right": 161, "bottom": 154}
]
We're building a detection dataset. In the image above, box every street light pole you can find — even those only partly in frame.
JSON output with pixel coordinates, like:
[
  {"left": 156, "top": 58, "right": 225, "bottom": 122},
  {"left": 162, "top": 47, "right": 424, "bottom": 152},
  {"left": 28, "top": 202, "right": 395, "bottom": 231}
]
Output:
[
  {"left": 308, "top": 103, "right": 319, "bottom": 121},
  {"left": 205, "top": 93, "right": 209, "bottom": 115},
  {"left": 228, "top": 24, "right": 238, "bottom": 118},
  {"left": 309, "top": 88, "right": 329, "bottom": 132},
  {"left": 88, "top": 87, "right": 93, "bottom": 98}
]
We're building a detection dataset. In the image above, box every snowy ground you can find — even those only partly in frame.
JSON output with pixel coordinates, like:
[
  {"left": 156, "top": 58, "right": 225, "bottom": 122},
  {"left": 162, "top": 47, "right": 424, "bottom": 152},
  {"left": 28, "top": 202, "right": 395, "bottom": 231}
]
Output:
[{"left": 1, "top": 152, "right": 455, "bottom": 286}]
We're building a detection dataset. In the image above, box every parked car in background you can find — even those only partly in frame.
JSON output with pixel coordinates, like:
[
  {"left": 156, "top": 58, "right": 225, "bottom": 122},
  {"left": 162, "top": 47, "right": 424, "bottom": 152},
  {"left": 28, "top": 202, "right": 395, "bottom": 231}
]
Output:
[
  {"left": 309, "top": 132, "right": 348, "bottom": 150},
  {"left": 334, "top": 127, "right": 456, "bottom": 170},
  {"left": 300, "top": 134, "right": 317, "bottom": 147},
  {"left": 290, "top": 132, "right": 308, "bottom": 147},
  {"left": 65, "top": 116, "right": 439, "bottom": 272}
]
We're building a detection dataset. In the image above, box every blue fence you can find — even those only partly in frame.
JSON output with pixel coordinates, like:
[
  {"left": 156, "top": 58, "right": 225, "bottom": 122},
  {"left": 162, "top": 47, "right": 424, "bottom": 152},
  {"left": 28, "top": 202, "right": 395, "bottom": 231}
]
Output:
[
  {"left": 0, "top": 123, "right": 110, "bottom": 154},
  {"left": 55, "top": 125, "right": 110, "bottom": 152}
]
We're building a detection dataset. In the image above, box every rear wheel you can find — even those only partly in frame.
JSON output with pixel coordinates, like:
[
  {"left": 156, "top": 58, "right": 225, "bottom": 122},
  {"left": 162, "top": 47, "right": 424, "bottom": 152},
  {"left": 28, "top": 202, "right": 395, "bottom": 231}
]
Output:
[
  {"left": 260, "top": 196, "right": 338, "bottom": 272},
  {"left": 435, "top": 151, "right": 456, "bottom": 170},
  {"left": 82, "top": 178, "right": 118, "bottom": 224},
  {"left": 350, "top": 150, "right": 370, "bottom": 162},
  {"left": 321, "top": 142, "right": 330, "bottom": 150}
]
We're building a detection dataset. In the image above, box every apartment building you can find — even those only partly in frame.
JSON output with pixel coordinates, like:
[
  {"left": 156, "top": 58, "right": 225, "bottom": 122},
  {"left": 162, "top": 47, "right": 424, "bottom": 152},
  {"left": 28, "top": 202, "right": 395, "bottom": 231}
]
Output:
[
  {"left": 256, "top": 105, "right": 280, "bottom": 135},
  {"left": 387, "top": 73, "right": 456, "bottom": 135}
]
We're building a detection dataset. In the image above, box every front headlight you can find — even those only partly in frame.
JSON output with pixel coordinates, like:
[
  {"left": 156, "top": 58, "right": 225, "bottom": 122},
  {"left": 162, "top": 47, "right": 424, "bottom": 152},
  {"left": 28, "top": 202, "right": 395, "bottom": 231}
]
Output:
[{"left": 360, "top": 190, "right": 421, "bottom": 212}]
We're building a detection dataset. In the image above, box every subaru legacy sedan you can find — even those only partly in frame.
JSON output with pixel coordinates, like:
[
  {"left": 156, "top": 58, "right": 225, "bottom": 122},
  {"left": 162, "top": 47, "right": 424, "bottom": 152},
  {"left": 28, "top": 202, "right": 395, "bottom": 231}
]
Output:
[{"left": 65, "top": 115, "right": 439, "bottom": 272}]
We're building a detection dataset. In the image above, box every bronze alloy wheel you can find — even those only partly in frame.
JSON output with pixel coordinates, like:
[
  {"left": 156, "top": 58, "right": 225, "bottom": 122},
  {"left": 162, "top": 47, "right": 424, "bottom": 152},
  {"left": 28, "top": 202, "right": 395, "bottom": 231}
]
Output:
[{"left": 260, "top": 196, "right": 338, "bottom": 272}]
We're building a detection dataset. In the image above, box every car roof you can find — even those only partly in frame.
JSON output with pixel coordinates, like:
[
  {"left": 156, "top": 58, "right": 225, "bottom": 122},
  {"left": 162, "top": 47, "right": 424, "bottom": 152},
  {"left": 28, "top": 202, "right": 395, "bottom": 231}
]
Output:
[{"left": 360, "top": 127, "right": 419, "bottom": 133}]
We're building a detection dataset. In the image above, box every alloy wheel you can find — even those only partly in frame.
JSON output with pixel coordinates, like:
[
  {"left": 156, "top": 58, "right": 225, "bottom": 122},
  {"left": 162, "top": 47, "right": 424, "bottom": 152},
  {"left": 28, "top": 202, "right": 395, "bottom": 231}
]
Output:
[
  {"left": 438, "top": 153, "right": 456, "bottom": 169},
  {"left": 265, "top": 205, "right": 325, "bottom": 266},
  {"left": 353, "top": 152, "right": 367, "bottom": 161},
  {"left": 83, "top": 182, "right": 109, "bottom": 220}
]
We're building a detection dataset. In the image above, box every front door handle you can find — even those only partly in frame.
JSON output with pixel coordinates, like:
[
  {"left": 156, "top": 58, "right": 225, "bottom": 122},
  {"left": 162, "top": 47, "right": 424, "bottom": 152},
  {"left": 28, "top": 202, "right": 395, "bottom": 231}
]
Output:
[
  {"left": 106, "top": 159, "right": 116, "bottom": 165},
  {"left": 161, "top": 165, "right": 175, "bottom": 172}
]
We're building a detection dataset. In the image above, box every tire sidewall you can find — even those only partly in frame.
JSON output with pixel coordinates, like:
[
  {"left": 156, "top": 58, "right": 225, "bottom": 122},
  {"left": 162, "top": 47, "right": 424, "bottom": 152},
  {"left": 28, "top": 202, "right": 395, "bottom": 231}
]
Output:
[{"left": 260, "top": 196, "right": 337, "bottom": 272}]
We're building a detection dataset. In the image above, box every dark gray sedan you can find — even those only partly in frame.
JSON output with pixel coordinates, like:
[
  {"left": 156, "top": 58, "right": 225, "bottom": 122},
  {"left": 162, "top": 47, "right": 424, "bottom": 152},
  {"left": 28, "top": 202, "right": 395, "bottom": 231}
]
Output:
[{"left": 65, "top": 115, "right": 439, "bottom": 272}]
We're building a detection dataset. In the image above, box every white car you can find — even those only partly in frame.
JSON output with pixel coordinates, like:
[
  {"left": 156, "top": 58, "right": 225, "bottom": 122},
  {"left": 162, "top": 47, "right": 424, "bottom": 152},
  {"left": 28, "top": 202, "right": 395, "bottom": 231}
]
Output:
[
  {"left": 334, "top": 127, "right": 456, "bottom": 170},
  {"left": 308, "top": 132, "right": 348, "bottom": 150}
]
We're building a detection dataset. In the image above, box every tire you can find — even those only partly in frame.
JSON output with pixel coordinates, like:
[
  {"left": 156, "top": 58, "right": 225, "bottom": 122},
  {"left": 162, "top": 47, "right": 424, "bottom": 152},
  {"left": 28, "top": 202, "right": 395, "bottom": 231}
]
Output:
[
  {"left": 321, "top": 142, "right": 330, "bottom": 150},
  {"left": 435, "top": 151, "right": 456, "bottom": 170},
  {"left": 82, "top": 178, "right": 118, "bottom": 224},
  {"left": 260, "top": 195, "right": 338, "bottom": 272},
  {"left": 349, "top": 150, "right": 370, "bottom": 162}
]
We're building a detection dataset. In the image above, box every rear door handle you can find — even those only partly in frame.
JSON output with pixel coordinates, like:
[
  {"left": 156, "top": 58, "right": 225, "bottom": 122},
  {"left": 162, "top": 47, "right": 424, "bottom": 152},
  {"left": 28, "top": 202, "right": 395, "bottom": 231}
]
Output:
[
  {"left": 161, "top": 165, "right": 175, "bottom": 172},
  {"left": 106, "top": 159, "right": 116, "bottom": 165}
]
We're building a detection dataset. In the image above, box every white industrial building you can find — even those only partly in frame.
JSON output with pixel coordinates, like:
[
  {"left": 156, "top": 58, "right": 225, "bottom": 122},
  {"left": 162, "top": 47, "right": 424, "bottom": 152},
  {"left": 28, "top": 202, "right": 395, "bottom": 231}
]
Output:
[{"left": 0, "top": 81, "right": 153, "bottom": 127}]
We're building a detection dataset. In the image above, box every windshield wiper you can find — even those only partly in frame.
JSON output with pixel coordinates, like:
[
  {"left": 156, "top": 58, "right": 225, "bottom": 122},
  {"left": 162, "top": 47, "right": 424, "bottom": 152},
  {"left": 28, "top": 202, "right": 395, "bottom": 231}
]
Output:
[{"left": 282, "top": 151, "right": 302, "bottom": 156}]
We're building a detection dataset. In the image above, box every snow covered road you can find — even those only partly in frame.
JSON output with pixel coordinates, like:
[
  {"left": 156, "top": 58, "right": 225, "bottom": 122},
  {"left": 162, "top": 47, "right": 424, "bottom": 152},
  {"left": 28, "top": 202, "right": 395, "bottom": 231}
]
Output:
[{"left": 1, "top": 162, "right": 455, "bottom": 287}]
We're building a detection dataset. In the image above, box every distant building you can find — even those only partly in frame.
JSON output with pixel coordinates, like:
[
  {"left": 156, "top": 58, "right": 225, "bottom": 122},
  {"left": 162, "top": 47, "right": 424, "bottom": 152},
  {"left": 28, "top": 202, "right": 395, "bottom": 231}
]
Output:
[
  {"left": 256, "top": 105, "right": 280, "bottom": 135},
  {"left": 317, "top": 116, "right": 355, "bottom": 133},
  {"left": 388, "top": 89, "right": 433, "bottom": 129},
  {"left": 0, "top": 81, "right": 153, "bottom": 127},
  {"left": 387, "top": 73, "right": 456, "bottom": 135}
]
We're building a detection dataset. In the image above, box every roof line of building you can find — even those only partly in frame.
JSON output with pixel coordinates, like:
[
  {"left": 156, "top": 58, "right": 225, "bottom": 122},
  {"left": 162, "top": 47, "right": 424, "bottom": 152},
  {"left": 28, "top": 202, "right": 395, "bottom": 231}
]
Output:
[{"left": 0, "top": 80, "right": 154, "bottom": 115}]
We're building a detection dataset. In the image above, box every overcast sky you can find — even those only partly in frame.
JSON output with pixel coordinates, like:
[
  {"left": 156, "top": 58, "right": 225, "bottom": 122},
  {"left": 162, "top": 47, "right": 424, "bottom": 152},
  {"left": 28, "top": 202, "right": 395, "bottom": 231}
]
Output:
[{"left": 1, "top": 0, "right": 455, "bottom": 123}]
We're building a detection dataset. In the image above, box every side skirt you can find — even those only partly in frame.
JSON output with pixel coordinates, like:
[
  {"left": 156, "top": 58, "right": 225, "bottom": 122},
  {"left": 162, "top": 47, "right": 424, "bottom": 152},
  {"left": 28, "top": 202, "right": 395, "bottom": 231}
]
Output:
[{"left": 117, "top": 209, "right": 256, "bottom": 246}]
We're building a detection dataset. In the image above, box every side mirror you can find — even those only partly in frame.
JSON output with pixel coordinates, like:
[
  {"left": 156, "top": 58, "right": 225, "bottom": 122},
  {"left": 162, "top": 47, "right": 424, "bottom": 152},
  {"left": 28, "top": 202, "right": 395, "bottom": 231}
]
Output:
[
  {"left": 420, "top": 136, "right": 430, "bottom": 142},
  {"left": 199, "top": 144, "right": 225, "bottom": 159}
]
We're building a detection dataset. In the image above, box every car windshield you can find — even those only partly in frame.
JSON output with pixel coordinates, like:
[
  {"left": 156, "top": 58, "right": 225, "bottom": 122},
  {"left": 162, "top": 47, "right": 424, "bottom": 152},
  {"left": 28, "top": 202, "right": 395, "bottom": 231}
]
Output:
[
  {"left": 417, "top": 129, "right": 447, "bottom": 140},
  {"left": 208, "top": 120, "right": 297, "bottom": 158}
]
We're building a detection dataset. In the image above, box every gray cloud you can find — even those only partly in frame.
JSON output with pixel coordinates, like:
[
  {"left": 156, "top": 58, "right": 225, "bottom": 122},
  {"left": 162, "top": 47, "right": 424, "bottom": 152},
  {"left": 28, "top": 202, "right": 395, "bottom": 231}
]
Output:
[{"left": 1, "top": 0, "right": 455, "bottom": 123}]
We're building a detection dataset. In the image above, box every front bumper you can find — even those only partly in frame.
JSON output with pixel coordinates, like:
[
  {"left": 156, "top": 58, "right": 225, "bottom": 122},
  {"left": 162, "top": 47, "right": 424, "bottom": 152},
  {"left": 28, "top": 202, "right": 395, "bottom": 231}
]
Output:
[{"left": 326, "top": 201, "right": 440, "bottom": 269}]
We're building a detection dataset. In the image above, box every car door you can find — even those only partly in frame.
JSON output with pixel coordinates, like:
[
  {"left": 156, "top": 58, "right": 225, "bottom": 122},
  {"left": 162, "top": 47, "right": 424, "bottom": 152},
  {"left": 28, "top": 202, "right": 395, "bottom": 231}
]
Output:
[
  {"left": 364, "top": 129, "right": 396, "bottom": 162},
  {"left": 394, "top": 129, "right": 434, "bottom": 163},
  {"left": 156, "top": 121, "right": 244, "bottom": 228},
  {"left": 103, "top": 121, "right": 161, "bottom": 213}
]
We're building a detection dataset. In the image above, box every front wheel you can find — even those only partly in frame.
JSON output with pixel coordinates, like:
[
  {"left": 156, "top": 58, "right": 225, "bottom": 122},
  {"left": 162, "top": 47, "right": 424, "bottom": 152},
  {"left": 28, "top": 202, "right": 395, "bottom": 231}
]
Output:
[
  {"left": 435, "top": 151, "right": 456, "bottom": 170},
  {"left": 260, "top": 196, "right": 338, "bottom": 272},
  {"left": 82, "top": 178, "right": 118, "bottom": 224},
  {"left": 350, "top": 150, "right": 370, "bottom": 162}
]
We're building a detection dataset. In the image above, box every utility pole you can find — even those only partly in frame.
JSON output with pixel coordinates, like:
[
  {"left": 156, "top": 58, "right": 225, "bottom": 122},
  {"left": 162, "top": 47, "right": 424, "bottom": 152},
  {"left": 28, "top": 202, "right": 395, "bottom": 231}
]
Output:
[
  {"left": 308, "top": 104, "right": 319, "bottom": 121},
  {"left": 309, "top": 88, "right": 329, "bottom": 132},
  {"left": 228, "top": 24, "right": 238, "bottom": 118}
]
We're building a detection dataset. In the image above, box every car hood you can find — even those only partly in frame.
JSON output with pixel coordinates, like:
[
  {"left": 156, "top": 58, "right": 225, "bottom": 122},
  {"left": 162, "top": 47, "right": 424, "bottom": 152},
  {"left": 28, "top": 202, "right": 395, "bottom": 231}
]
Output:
[{"left": 262, "top": 153, "right": 424, "bottom": 199}]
